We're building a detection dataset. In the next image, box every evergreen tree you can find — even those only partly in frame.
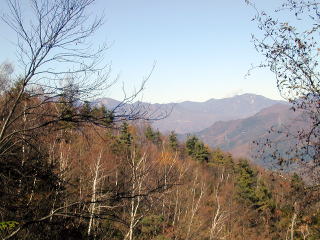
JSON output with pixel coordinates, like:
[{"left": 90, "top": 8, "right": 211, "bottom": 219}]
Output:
[
  {"left": 193, "top": 141, "right": 210, "bottom": 163},
  {"left": 119, "top": 122, "right": 132, "bottom": 147},
  {"left": 210, "top": 148, "right": 234, "bottom": 169},
  {"left": 185, "top": 136, "right": 210, "bottom": 163},
  {"left": 255, "top": 180, "right": 274, "bottom": 211},
  {"left": 91, "top": 105, "right": 114, "bottom": 127},
  {"left": 111, "top": 122, "right": 133, "bottom": 157},
  {"left": 236, "top": 160, "right": 258, "bottom": 205},
  {"left": 145, "top": 126, "right": 154, "bottom": 141},
  {"left": 168, "top": 131, "right": 178, "bottom": 151},
  {"left": 185, "top": 136, "right": 198, "bottom": 156},
  {"left": 80, "top": 101, "right": 92, "bottom": 121},
  {"left": 236, "top": 160, "right": 274, "bottom": 211},
  {"left": 145, "top": 126, "right": 161, "bottom": 145}
]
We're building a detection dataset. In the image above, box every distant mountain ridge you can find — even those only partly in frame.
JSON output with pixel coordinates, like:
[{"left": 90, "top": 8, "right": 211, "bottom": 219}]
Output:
[
  {"left": 98, "top": 94, "right": 286, "bottom": 134},
  {"left": 187, "top": 103, "right": 306, "bottom": 167},
  {"left": 97, "top": 95, "right": 308, "bottom": 169}
]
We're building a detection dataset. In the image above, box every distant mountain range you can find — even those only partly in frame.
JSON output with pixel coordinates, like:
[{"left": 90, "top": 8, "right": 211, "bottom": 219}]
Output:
[
  {"left": 191, "top": 104, "right": 302, "bottom": 158},
  {"left": 98, "top": 94, "right": 310, "bottom": 168},
  {"left": 97, "top": 94, "right": 311, "bottom": 164},
  {"left": 98, "top": 93, "right": 286, "bottom": 134}
]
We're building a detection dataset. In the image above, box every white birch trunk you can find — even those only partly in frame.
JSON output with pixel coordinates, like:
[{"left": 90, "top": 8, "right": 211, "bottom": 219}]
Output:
[
  {"left": 88, "top": 151, "right": 103, "bottom": 236},
  {"left": 125, "top": 151, "right": 147, "bottom": 240},
  {"left": 209, "top": 170, "right": 228, "bottom": 240},
  {"left": 185, "top": 171, "right": 205, "bottom": 240}
]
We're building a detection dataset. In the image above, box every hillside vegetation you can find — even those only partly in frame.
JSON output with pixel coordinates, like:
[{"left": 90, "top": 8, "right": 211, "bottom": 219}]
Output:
[
  {"left": 1, "top": 0, "right": 319, "bottom": 239},
  {"left": 1, "top": 97, "right": 319, "bottom": 239}
]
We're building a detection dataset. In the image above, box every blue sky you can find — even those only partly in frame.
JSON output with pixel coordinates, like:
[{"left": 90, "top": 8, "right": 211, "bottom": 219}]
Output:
[{"left": 0, "top": 0, "right": 282, "bottom": 103}]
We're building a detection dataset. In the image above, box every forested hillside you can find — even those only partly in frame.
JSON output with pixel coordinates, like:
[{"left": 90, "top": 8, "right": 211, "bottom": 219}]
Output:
[
  {"left": 1, "top": 0, "right": 320, "bottom": 239},
  {"left": 1, "top": 109, "right": 320, "bottom": 239}
]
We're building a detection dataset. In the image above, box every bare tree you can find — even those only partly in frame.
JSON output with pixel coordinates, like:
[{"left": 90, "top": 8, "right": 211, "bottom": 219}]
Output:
[
  {"left": 0, "top": 0, "right": 167, "bottom": 159},
  {"left": 1, "top": 0, "right": 105, "bottom": 136},
  {"left": 209, "top": 169, "right": 229, "bottom": 240},
  {"left": 0, "top": 1, "right": 168, "bottom": 239},
  {"left": 247, "top": 0, "right": 320, "bottom": 181},
  {"left": 124, "top": 151, "right": 147, "bottom": 240},
  {"left": 185, "top": 170, "right": 205, "bottom": 240},
  {"left": 87, "top": 150, "right": 114, "bottom": 237}
]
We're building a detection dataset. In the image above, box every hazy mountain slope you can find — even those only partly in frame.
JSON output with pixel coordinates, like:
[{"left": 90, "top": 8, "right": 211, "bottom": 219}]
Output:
[
  {"left": 192, "top": 104, "right": 303, "bottom": 161},
  {"left": 98, "top": 94, "right": 285, "bottom": 134},
  {"left": 94, "top": 98, "right": 122, "bottom": 109},
  {"left": 154, "top": 94, "right": 285, "bottom": 133}
]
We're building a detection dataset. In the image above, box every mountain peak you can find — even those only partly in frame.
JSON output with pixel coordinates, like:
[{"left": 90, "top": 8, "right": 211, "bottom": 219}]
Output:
[{"left": 97, "top": 93, "right": 286, "bottom": 134}]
